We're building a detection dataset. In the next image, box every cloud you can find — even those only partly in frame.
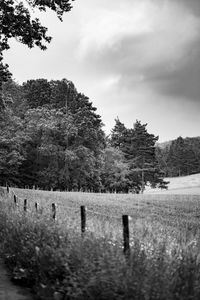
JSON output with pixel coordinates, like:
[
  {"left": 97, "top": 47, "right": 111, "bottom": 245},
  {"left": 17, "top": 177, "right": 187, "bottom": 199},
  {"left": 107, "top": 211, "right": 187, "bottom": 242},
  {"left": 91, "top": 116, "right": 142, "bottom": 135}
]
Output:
[
  {"left": 176, "top": 0, "right": 200, "bottom": 16},
  {"left": 77, "top": 0, "right": 200, "bottom": 101},
  {"left": 146, "top": 42, "right": 200, "bottom": 100},
  {"left": 78, "top": 1, "right": 154, "bottom": 57}
]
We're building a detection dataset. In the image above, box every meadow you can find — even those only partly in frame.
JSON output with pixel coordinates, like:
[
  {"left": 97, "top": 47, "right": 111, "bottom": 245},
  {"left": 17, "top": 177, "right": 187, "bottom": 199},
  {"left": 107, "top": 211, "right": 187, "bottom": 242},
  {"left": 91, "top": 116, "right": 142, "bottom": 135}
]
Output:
[
  {"left": 145, "top": 173, "right": 200, "bottom": 195},
  {"left": 1, "top": 187, "right": 200, "bottom": 299}
]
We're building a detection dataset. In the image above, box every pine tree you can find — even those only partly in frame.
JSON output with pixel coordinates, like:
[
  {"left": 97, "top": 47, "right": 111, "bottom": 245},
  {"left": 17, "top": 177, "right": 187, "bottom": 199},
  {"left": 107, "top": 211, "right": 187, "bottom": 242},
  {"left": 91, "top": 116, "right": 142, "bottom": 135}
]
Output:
[
  {"left": 110, "top": 119, "right": 168, "bottom": 193},
  {"left": 167, "top": 136, "right": 200, "bottom": 177},
  {"left": 110, "top": 117, "right": 127, "bottom": 149}
]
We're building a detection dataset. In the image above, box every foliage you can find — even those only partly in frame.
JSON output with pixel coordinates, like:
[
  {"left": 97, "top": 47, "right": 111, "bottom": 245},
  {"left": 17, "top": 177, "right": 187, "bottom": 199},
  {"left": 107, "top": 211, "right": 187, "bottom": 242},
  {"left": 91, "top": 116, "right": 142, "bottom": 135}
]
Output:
[
  {"left": 0, "top": 78, "right": 105, "bottom": 191},
  {"left": 110, "top": 117, "right": 127, "bottom": 150},
  {"left": 3, "top": 76, "right": 199, "bottom": 192},
  {"left": 101, "top": 146, "right": 130, "bottom": 193},
  {"left": 156, "top": 136, "right": 200, "bottom": 177},
  {"left": 110, "top": 119, "right": 168, "bottom": 193},
  {"left": 23, "top": 79, "right": 52, "bottom": 108},
  {"left": 0, "top": 54, "right": 12, "bottom": 111},
  {"left": 1, "top": 190, "right": 200, "bottom": 299},
  {"left": 0, "top": 0, "right": 74, "bottom": 51},
  {"left": 2, "top": 79, "right": 27, "bottom": 115},
  {"left": 0, "top": 110, "right": 28, "bottom": 185},
  {"left": 0, "top": 0, "right": 74, "bottom": 109},
  {"left": 7, "top": 77, "right": 200, "bottom": 192}
]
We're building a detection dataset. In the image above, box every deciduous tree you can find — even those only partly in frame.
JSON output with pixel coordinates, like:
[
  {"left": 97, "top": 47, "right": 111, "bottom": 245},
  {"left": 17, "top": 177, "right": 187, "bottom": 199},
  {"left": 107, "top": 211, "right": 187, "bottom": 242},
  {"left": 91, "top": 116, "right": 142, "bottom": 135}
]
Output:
[{"left": 0, "top": 0, "right": 74, "bottom": 109}]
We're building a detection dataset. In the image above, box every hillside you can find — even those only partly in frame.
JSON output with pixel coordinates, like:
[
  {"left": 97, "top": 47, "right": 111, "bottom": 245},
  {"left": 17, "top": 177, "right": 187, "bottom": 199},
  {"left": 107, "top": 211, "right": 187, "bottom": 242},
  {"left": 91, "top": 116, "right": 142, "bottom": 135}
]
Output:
[
  {"left": 145, "top": 173, "right": 200, "bottom": 194},
  {"left": 157, "top": 136, "right": 200, "bottom": 149},
  {"left": 156, "top": 136, "right": 200, "bottom": 177}
]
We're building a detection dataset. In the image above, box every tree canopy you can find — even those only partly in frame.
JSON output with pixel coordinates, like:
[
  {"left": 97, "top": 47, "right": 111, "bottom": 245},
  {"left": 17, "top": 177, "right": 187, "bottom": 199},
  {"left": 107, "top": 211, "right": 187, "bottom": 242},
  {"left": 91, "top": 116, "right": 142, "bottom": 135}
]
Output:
[
  {"left": 0, "top": 78, "right": 105, "bottom": 191},
  {"left": 0, "top": 0, "right": 74, "bottom": 51},
  {"left": 157, "top": 137, "right": 200, "bottom": 177},
  {"left": 0, "top": 0, "right": 74, "bottom": 109},
  {"left": 1, "top": 77, "right": 199, "bottom": 192},
  {"left": 110, "top": 119, "right": 169, "bottom": 193}
]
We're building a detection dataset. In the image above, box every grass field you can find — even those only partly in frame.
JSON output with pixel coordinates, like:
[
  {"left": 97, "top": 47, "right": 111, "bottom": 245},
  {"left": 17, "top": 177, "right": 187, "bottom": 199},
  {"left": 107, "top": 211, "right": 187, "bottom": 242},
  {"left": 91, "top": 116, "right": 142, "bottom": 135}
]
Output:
[
  {"left": 1, "top": 187, "right": 200, "bottom": 299},
  {"left": 4, "top": 188, "right": 200, "bottom": 256},
  {"left": 145, "top": 173, "right": 200, "bottom": 194}
]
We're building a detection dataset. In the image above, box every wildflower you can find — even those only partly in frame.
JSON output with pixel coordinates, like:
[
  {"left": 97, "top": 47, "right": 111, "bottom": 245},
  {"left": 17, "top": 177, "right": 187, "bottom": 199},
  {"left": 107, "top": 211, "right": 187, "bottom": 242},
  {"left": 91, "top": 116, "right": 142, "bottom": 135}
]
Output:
[
  {"left": 54, "top": 291, "right": 63, "bottom": 300},
  {"left": 35, "top": 246, "right": 40, "bottom": 256}
]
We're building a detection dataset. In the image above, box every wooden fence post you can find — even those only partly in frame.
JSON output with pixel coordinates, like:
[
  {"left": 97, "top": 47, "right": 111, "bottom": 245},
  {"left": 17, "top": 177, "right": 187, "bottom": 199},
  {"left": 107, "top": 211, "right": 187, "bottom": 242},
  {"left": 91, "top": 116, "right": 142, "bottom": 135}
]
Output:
[
  {"left": 24, "top": 199, "right": 27, "bottom": 212},
  {"left": 35, "top": 202, "right": 38, "bottom": 212},
  {"left": 81, "top": 206, "right": 86, "bottom": 235},
  {"left": 122, "top": 215, "right": 130, "bottom": 255},
  {"left": 14, "top": 194, "right": 17, "bottom": 206},
  {"left": 52, "top": 203, "right": 56, "bottom": 220}
]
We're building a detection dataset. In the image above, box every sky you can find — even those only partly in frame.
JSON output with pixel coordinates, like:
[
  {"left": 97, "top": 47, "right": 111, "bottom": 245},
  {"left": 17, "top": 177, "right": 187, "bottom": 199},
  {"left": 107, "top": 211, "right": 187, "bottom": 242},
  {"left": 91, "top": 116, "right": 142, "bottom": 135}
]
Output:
[{"left": 4, "top": 0, "right": 200, "bottom": 142}]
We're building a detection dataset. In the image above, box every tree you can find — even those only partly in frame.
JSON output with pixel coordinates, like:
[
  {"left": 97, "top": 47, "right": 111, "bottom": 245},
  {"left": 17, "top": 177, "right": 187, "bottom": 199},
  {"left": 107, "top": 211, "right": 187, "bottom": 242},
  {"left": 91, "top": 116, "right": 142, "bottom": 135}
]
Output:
[
  {"left": 166, "top": 136, "right": 200, "bottom": 177},
  {"left": 49, "top": 79, "right": 76, "bottom": 109},
  {"left": 19, "top": 106, "right": 77, "bottom": 189},
  {"left": 101, "top": 146, "right": 130, "bottom": 193},
  {"left": 22, "top": 78, "right": 105, "bottom": 155},
  {"left": 70, "top": 93, "right": 105, "bottom": 155},
  {"left": 155, "top": 145, "right": 169, "bottom": 177},
  {"left": 1, "top": 77, "right": 106, "bottom": 191},
  {"left": 0, "top": 0, "right": 74, "bottom": 109},
  {"left": 2, "top": 79, "right": 29, "bottom": 118},
  {"left": 110, "top": 117, "right": 127, "bottom": 149},
  {"left": 110, "top": 119, "right": 168, "bottom": 193},
  {"left": 0, "top": 54, "right": 11, "bottom": 111},
  {"left": 23, "top": 79, "right": 52, "bottom": 108},
  {"left": 0, "top": 109, "right": 28, "bottom": 185}
]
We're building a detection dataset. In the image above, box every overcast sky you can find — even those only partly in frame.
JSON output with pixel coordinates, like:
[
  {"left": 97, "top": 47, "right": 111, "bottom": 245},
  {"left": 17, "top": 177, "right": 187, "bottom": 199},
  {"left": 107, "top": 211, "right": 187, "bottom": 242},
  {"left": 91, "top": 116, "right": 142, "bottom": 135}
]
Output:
[{"left": 4, "top": 0, "right": 200, "bottom": 142}]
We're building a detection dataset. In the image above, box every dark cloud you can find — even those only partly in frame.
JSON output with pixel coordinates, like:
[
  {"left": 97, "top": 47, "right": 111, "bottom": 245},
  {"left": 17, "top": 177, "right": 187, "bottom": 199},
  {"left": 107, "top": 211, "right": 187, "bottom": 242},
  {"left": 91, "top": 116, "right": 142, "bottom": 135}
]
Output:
[
  {"left": 79, "top": 0, "right": 200, "bottom": 103},
  {"left": 141, "top": 40, "right": 200, "bottom": 101},
  {"left": 154, "top": 63, "right": 200, "bottom": 101},
  {"left": 176, "top": 0, "right": 200, "bottom": 16},
  {"left": 85, "top": 31, "right": 200, "bottom": 103}
]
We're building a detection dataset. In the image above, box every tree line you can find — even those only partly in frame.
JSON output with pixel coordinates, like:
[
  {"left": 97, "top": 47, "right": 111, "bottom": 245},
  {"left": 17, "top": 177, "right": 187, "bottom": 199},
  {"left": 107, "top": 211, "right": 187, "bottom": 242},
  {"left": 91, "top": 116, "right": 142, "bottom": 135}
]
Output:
[
  {"left": 156, "top": 136, "right": 200, "bottom": 177},
  {"left": 0, "top": 78, "right": 169, "bottom": 193},
  {"left": 2, "top": 78, "right": 199, "bottom": 193}
]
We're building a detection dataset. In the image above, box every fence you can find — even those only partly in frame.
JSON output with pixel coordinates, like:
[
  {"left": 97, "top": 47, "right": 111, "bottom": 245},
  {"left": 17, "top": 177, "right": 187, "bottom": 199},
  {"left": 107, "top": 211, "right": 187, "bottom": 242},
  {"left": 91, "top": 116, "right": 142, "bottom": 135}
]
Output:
[{"left": 3, "top": 186, "right": 131, "bottom": 255}]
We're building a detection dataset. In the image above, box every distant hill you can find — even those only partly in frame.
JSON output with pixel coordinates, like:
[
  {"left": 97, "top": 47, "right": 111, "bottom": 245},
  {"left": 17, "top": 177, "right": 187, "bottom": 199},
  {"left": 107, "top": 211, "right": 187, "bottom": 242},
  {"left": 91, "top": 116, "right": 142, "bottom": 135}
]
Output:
[
  {"left": 145, "top": 173, "right": 200, "bottom": 195},
  {"left": 156, "top": 136, "right": 200, "bottom": 178},
  {"left": 157, "top": 136, "right": 200, "bottom": 149}
]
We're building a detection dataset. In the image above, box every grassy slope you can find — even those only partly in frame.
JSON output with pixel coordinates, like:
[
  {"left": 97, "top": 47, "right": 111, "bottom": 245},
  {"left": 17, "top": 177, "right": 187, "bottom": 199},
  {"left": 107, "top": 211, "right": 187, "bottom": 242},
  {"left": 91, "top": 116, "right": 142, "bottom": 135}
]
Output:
[
  {"left": 7, "top": 187, "right": 200, "bottom": 240},
  {"left": 145, "top": 173, "right": 200, "bottom": 194},
  {"left": 1, "top": 188, "right": 200, "bottom": 299}
]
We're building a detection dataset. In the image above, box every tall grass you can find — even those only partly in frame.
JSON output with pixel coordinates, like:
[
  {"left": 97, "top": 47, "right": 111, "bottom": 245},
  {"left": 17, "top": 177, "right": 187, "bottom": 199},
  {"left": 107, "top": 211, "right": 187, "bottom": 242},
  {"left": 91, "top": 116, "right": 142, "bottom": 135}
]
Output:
[{"left": 1, "top": 189, "right": 200, "bottom": 299}]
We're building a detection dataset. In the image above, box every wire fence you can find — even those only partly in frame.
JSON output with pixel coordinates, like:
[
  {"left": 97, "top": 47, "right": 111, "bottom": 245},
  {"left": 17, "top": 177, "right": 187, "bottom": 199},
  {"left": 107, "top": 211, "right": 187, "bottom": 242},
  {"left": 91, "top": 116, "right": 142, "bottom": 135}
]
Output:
[{"left": 3, "top": 186, "right": 131, "bottom": 255}]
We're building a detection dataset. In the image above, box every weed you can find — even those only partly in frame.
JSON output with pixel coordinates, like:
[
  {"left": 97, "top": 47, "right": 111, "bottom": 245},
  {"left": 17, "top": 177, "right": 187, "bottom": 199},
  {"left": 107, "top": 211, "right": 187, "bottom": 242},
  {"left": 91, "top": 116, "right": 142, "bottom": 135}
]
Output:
[{"left": 1, "top": 189, "right": 200, "bottom": 299}]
